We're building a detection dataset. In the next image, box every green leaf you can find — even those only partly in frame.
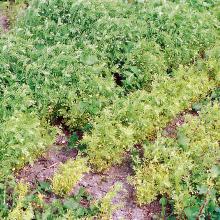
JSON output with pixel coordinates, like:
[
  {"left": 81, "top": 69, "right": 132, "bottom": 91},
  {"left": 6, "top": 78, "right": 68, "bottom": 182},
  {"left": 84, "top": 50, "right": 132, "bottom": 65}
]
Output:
[
  {"left": 184, "top": 206, "right": 199, "bottom": 219},
  {"left": 68, "top": 132, "right": 79, "bottom": 148},
  {"left": 177, "top": 133, "right": 190, "bottom": 150},
  {"left": 197, "top": 185, "right": 208, "bottom": 195},
  {"left": 210, "top": 165, "right": 220, "bottom": 178},
  {"left": 63, "top": 198, "right": 80, "bottom": 210},
  {"left": 38, "top": 181, "right": 51, "bottom": 193},
  {"left": 159, "top": 197, "right": 167, "bottom": 206},
  {"left": 192, "top": 103, "right": 202, "bottom": 112},
  {"left": 80, "top": 55, "right": 98, "bottom": 65},
  {"left": 129, "top": 66, "right": 140, "bottom": 74},
  {"left": 78, "top": 143, "right": 87, "bottom": 152}
]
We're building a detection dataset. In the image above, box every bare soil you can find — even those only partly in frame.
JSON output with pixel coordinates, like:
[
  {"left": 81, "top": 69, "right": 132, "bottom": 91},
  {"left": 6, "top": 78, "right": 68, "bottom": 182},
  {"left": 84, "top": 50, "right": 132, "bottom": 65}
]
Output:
[
  {"left": 0, "top": 15, "right": 9, "bottom": 32},
  {"left": 75, "top": 157, "right": 163, "bottom": 220},
  {"left": 16, "top": 134, "right": 77, "bottom": 188},
  {"left": 16, "top": 111, "right": 197, "bottom": 219},
  {"left": 163, "top": 110, "right": 198, "bottom": 138}
]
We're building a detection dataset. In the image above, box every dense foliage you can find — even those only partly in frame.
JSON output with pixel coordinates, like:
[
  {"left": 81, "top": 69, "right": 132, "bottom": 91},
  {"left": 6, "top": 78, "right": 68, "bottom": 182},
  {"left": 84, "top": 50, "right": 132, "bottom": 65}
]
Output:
[
  {"left": 52, "top": 157, "right": 90, "bottom": 196},
  {"left": 1, "top": 0, "right": 219, "bottom": 125},
  {"left": 0, "top": 111, "right": 56, "bottom": 179},
  {"left": 84, "top": 54, "right": 220, "bottom": 171},
  {"left": 0, "top": 0, "right": 220, "bottom": 218},
  {"left": 134, "top": 103, "right": 220, "bottom": 218}
]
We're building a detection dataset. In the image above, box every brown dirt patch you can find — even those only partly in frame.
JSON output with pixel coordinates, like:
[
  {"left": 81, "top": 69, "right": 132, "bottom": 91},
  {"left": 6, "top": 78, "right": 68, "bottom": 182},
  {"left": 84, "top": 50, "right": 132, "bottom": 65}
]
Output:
[
  {"left": 163, "top": 113, "right": 186, "bottom": 138},
  {"left": 0, "top": 15, "right": 9, "bottom": 32},
  {"left": 76, "top": 158, "right": 164, "bottom": 220},
  {"left": 163, "top": 110, "right": 198, "bottom": 138},
  {"left": 16, "top": 134, "right": 78, "bottom": 188},
  {"left": 15, "top": 110, "right": 198, "bottom": 219}
]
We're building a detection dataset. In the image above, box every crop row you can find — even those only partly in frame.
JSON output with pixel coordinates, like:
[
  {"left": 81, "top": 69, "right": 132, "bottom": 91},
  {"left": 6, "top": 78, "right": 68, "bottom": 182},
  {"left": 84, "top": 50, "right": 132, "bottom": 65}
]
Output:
[
  {"left": 0, "top": 0, "right": 219, "bottom": 181},
  {"left": 0, "top": 0, "right": 218, "bottom": 183},
  {"left": 0, "top": 1, "right": 219, "bottom": 218},
  {"left": 0, "top": 0, "right": 219, "bottom": 128},
  {"left": 134, "top": 102, "right": 220, "bottom": 218},
  {"left": 83, "top": 50, "right": 220, "bottom": 171}
]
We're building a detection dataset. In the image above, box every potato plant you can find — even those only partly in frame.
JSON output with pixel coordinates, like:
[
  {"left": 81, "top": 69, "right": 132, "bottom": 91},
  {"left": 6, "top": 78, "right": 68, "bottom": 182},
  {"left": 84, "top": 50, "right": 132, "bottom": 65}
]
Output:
[
  {"left": 0, "top": 111, "right": 56, "bottom": 179},
  {"left": 134, "top": 103, "right": 220, "bottom": 218},
  {"left": 0, "top": 0, "right": 218, "bottom": 128},
  {"left": 0, "top": 0, "right": 219, "bottom": 219},
  {"left": 52, "top": 157, "right": 90, "bottom": 197},
  {"left": 83, "top": 55, "right": 220, "bottom": 171}
]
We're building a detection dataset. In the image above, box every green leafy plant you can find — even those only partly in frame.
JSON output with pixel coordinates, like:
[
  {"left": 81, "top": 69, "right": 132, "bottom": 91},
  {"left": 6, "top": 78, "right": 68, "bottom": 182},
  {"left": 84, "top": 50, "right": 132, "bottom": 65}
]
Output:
[
  {"left": 134, "top": 103, "right": 220, "bottom": 217},
  {"left": 5, "top": 181, "right": 99, "bottom": 219},
  {"left": 51, "top": 157, "right": 90, "bottom": 197},
  {"left": 68, "top": 132, "right": 79, "bottom": 149},
  {"left": 0, "top": 0, "right": 218, "bottom": 130},
  {"left": 95, "top": 182, "right": 123, "bottom": 220},
  {"left": 0, "top": 0, "right": 220, "bottom": 218},
  {"left": 83, "top": 58, "right": 219, "bottom": 171},
  {"left": 8, "top": 182, "right": 34, "bottom": 220},
  {"left": 0, "top": 111, "right": 56, "bottom": 179}
]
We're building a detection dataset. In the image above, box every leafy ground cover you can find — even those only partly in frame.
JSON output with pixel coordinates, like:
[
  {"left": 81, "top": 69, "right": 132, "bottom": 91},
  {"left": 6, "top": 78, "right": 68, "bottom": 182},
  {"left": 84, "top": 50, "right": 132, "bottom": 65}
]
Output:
[
  {"left": 0, "top": 0, "right": 220, "bottom": 219},
  {"left": 134, "top": 103, "right": 220, "bottom": 218}
]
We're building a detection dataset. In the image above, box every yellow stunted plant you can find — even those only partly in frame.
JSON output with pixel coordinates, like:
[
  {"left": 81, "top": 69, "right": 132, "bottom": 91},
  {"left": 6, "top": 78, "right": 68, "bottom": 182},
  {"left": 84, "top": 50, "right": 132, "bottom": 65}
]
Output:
[
  {"left": 52, "top": 157, "right": 90, "bottom": 197},
  {"left": 8, "top": 182, "right": 34, "bottom": 220},
  {"left": 96, "top": 182, "right": 123, "bottom": 220}
]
